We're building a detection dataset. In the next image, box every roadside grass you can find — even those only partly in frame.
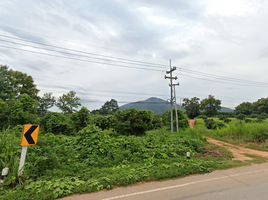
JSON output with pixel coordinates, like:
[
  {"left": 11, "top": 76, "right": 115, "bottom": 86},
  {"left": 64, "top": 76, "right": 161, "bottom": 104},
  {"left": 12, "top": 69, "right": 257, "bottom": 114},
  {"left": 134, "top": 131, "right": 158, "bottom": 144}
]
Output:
[
  {"left": 196, "top": 118, "right": 268, "bottom": 151},
  {"left": 0, "top": 125, "right": 265, "bottom": 200}
]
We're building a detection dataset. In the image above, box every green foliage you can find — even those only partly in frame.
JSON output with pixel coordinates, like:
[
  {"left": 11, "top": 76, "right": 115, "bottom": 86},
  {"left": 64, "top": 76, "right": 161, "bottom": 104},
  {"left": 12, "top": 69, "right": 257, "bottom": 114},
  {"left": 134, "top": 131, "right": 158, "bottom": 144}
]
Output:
[
  {"left": 234, "top": 102, "right": 253, "bottom": 115},
  {"left": 56, "top": 91, "right": 81, "bottom": 114},
  {"left": 0, "top": 127, "right": 21, "bottom": 187},
  {"left": 236, "top": 114, "right": 246, "bottom": 120},
  {"left": 40, "top": 112, "right": 71, "bottom": 135},
  {"left": 8, "top": 94, "right": 38, "bottom": 126},
  {"left": 70, "top": 106, "right": 91, "bottom": 132},
  {"left": 205, "top": 119, "right": 226, "bottom": 130},
  {"left": 245, "top": 118, "right": 252, "bottom": 123},
  {"left": 207, "top": 121, "right": 268, "bottom": 144},
  {"left": 92, "top": 114, "right": 115, "bottom": 130},
  {"left": 0, "top": 65, "right": 39, "bottom": 102},
  {"left": 182, "top": 97, "right": 201, "bottom": 119},
  {"left": 99, "top": 99, "right": 119, "bottom": 115},
  {"left": 113, "top": 108, "right": 153, "bottom": 135},
  {"left": 151, "top": 114, "right": 162, "bottom": 129},
  {"left": 223, "top": 118, "right": 231, "bottom": 123},
  {"left": 162, "top": 109, "right": 189, "bottom": 130},
  {"left": 37, "top": 92, "right": 56, "bottom": 117},
  {"left": 1, "top": 125, "right": 235, "bottom": 200},
  {"left": 200, "top": 95, "right": 221, "bottom": 117}
]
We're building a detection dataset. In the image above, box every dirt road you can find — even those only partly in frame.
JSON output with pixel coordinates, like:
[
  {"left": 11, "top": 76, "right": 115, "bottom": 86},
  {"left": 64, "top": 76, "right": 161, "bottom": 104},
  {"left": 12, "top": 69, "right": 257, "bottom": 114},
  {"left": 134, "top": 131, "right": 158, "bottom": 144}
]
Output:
[{"left": 205, "top": 136, "right": 268, "bottom": 161}]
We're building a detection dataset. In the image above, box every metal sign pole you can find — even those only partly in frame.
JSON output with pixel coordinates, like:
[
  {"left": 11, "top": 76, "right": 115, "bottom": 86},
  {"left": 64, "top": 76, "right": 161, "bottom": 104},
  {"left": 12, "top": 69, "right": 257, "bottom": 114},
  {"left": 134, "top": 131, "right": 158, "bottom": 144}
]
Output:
[{"left": 18, "top": 146, "right": 28, "bottom": 176}]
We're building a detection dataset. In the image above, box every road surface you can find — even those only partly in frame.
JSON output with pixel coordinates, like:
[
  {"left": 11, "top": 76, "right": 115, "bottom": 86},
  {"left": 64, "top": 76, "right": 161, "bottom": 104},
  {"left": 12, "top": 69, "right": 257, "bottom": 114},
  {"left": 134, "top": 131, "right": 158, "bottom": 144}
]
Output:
[{"left": 61, "top": 163, "right": 268, "bottom": 200}]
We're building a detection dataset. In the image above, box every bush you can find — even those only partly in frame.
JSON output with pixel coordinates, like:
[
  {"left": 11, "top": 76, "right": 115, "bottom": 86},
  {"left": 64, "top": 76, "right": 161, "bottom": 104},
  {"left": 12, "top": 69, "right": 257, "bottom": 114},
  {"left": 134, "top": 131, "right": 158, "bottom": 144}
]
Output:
[
  {"left": 258, "top": 113, "right": 268, "bottom": 120},
  {"left": 205, "top": 119, "right": 226, "bottom": 130},
  {"left": 245, "top": 118, "right": 252, "bottom": 123},
  {"left": 40, "top": 112, "right": 71, "bottom": 135},
  {"left": 70, "top": 106, "right": 91, "bottom": 132},
  {"left": 151, "top": 114, "right": 162, "bottom": 129},
  {"left": 223, "top": 118, "right": 231, "bottom": 123},
  {"left": 113, "top": 108, "right": 153, "bottom": 135},
  {"left": 162, "top": 109, "right": 189, "bottom": 130},
  {"left": 92, "top": 114, "right": 115, "bottom": 130},
  {"left": 250, "top": 114, "right": 258, "bottom": 118},
  {"left": 236, "top": 114, "right": 246, "bottom": 120},
  {"left": 218, "top": 116, "right": 225, "bottom": 120}
]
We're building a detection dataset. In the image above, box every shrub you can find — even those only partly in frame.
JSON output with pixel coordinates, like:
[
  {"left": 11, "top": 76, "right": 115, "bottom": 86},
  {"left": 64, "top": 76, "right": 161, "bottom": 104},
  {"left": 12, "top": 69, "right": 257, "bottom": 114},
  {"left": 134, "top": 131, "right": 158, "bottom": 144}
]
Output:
[
  {"left": 205, "top": 119, "right": 226, "bottom": 130},
  {"left": 223, "top": 118, "right": 231, "bottom": 123},
  {"left": 245, "top": 118, "right": 252, "bottom": 123},
  {"left": 40, "top": 112, "right": 71, "bottom": 135},
  {"left": 219, "top": 116, "right": 225, "bottom": 120},
  {"left": 113, "top": 108, "right": 153, "bottom": 135},
  {"left": 236, "top": 114, "right": 246, "bottom": 120},
  {"left": 151, "top": 114, "right": 162, "bottom": 129},
  {"left": 258, "top": 113, "right": 268, "bottom": 120},
  {"left": 92, "top": 114, "right": 115, "bottom": 130},
  {"left": 162, "top": 109, "right": 189, "bottom": 130},
  {"left": 250, "top": 114, "right": 258, "bottom": 118},
  {"left": 70, "top": 106, "right": 91, "bottom": 132}
]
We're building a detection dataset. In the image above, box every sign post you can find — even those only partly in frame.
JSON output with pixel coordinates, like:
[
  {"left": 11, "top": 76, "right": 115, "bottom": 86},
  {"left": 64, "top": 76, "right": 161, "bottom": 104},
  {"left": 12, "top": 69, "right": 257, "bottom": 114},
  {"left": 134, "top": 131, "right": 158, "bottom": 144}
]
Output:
[{"left": 18, "top": 124, "right": 39, "bottom": 176}]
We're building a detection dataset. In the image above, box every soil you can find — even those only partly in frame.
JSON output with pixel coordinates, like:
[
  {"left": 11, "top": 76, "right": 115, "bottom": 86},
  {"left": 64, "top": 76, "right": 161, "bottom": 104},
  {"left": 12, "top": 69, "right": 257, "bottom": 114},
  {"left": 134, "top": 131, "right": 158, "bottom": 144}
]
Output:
[
  {"left": 205, "top": 136, "right": 268, "bottom": 161},
  {"left": 188, "top": 119, "right": 195, "bottom": 128}
]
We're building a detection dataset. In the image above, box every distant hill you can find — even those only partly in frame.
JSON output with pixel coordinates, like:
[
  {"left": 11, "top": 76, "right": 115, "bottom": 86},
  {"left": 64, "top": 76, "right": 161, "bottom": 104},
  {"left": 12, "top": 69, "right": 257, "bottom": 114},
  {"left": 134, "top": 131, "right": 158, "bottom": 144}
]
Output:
[
  {"left": 119, "top": 97, "right": 183, "bottom": 115},
  {"left": 119, "top": 97, "right": 233, "bottom": 115}
]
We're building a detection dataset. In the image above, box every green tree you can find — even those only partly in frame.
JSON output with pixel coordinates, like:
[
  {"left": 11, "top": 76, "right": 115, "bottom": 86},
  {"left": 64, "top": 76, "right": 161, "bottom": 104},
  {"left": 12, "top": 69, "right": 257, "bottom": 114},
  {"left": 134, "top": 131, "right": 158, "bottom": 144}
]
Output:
[
  {"left": 56, "top": 91, "right": 81, "bottom": 114},
  {"left": 99, "top": 99, "right": 119, "bottom": 114},
  {"left": 234, "top": 102, "right": 253, "bottom": 115},
  {"left": 37, "top": 92, "right": 56, "bottom": 116},
  {"left": 182, "top": 97, "right": 200, "bottom": 119},
  {"left": 257, "top": 98, "right": 268, "bottom": 114},
  {"left": 200, "top": 95, "right": 221, "bottom": 117},
  {"left": 70, "top": 106, "right": 91, "bottom": 132},
  {"left": 8, "top": 93, "right": 38, "bottom": 126},
  {"left": 0, "top": 65, "right": 39, "bottom": 101}
]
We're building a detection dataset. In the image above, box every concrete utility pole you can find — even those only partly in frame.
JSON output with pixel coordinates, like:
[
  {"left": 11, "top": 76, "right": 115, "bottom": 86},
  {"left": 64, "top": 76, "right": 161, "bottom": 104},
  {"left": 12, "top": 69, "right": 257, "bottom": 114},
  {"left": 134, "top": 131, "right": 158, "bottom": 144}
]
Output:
[
  {"left": 165, "top": 59, "right": 177, "bottom": 133},
  {"left": 173, "top": 84, "right": 179, "bottom": 132}
]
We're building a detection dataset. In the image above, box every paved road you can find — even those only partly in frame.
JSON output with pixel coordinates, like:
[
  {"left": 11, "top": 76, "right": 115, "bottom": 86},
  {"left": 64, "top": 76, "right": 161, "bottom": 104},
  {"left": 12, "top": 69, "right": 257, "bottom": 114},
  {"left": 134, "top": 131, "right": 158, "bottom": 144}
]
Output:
[{"left": 61, "top": 163, "right": 268, "bottom": 200}]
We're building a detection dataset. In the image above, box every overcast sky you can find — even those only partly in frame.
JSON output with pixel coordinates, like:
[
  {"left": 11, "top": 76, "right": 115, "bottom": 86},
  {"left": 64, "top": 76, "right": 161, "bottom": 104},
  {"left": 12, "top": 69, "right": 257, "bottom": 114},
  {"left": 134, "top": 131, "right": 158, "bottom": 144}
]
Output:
[{"left": 1, "top": 0, "right": 268, "bottom": 111}]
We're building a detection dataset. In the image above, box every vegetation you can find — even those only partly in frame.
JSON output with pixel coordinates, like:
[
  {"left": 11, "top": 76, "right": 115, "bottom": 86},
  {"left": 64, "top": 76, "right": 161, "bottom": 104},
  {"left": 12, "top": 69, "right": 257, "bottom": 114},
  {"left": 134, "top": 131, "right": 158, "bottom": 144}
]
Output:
[
  {"left": 182, "top": 97, "right": 200, "bottom": 119},
  {"left": 2, "top": 65, "right": 268, "bottom": 199}
]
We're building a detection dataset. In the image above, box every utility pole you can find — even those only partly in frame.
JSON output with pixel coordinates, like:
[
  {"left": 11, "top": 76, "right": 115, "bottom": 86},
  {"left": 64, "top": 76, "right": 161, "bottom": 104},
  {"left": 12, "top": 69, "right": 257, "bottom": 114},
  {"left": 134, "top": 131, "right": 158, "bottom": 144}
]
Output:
[
  {"left": 165, "top": 59, "right": 177, "bottom": 133},
  {"left": 173, "top": 84, "right": 179, "bottom": 132}
]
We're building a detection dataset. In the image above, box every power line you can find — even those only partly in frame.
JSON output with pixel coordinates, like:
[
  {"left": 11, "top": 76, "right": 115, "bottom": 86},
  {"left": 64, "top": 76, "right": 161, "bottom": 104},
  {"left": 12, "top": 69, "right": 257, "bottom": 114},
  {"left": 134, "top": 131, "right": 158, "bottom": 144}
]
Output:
[
  {"left": 0, "top": 36, "right": 167, "bottom": 69},
  {"left": 0, "top": 44, "right": 165, "bottom": 72}
]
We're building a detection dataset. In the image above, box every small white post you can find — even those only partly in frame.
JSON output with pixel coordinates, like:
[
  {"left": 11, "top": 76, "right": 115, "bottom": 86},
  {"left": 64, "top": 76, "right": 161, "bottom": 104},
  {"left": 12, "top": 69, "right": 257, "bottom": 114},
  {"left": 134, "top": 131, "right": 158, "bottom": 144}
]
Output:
[{"left": 18, "top": 146, "right": 28, "bottom": 176}]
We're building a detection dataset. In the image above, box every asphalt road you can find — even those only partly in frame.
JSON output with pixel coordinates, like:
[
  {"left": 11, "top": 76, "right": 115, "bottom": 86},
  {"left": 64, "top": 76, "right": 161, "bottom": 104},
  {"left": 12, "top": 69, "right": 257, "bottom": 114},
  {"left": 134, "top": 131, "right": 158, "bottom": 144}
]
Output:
[{"left": 61, "top": 163, "right": 268, "bottom": 200}]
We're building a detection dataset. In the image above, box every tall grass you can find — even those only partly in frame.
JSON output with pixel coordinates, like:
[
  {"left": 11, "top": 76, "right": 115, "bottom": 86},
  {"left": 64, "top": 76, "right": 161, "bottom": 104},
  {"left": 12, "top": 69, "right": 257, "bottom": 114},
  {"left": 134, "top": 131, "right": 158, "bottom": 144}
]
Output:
[{"left": 214, "top": 121, "right": 268, "bottom": 143}]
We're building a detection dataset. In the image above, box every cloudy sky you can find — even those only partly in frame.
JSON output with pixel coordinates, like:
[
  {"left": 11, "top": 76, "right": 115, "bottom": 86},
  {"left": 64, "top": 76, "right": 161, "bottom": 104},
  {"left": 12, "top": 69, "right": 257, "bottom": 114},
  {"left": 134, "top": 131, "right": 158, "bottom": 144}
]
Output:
[{"left": 1, "top": 0, "right": 268, "bottom": 111}]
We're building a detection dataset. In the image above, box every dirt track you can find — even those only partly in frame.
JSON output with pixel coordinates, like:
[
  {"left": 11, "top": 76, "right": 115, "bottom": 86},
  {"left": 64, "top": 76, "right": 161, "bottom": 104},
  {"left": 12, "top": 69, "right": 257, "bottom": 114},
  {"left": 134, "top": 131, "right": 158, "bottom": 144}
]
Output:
[{"left": 205, "top": 136, "right": 268, "bottom": 161}]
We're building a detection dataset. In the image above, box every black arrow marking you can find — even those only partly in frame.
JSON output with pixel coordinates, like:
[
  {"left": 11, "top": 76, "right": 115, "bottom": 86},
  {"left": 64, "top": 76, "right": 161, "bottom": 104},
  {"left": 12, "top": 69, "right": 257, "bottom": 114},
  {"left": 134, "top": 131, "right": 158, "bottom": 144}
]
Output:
[{"left": 24, "top": 125, "right": 38, "bottom": 144}]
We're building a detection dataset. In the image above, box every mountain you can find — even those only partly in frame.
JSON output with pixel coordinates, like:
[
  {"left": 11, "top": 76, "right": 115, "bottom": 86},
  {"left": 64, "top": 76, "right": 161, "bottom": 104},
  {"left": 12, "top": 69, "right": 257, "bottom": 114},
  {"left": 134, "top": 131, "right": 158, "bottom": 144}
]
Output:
[
  {"left": 119, "top": 97, "right": 183, "bottom": 115},
  {"left": 119, "top": 97, "right": 233, "bottom": 115}
]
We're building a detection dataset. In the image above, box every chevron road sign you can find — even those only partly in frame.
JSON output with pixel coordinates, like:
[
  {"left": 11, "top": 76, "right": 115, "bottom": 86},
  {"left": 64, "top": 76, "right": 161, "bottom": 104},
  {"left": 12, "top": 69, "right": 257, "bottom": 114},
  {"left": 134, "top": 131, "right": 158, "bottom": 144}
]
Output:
[
  {"left": 20, "top": 124, "right": 39, "bottom": 146},
  {"left": 18, "top": 124, "right": 40, "bottom": 176}
]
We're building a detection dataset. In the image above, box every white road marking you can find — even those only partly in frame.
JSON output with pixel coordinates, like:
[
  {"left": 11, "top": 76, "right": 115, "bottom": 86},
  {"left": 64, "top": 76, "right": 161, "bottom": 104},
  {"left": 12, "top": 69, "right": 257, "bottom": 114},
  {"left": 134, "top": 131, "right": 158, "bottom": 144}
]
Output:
[{"left": 102, "top": 169, "right": 268, "bottom": 200}]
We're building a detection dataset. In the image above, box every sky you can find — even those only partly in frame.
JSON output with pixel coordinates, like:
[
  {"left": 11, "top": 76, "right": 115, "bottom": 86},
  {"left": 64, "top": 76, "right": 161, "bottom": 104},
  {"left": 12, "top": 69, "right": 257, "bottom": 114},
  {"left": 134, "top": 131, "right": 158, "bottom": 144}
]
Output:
[{"left": 1, "top": 0, "right": 268, "bottom": 111}]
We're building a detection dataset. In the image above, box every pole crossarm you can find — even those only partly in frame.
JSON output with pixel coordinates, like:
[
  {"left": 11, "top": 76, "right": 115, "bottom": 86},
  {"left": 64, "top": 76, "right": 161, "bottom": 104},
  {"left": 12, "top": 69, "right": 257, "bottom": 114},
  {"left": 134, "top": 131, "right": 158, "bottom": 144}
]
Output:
[{"left": 165, "top": 75, "right": 178, "bottom": 80}]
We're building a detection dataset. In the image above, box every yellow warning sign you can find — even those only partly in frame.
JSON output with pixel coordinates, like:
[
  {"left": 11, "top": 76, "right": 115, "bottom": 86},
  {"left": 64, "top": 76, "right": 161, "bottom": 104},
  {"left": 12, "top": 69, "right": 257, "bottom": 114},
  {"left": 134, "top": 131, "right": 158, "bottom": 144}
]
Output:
[{"left": 20, "top": 124, "right": 39, "bottom": 146}]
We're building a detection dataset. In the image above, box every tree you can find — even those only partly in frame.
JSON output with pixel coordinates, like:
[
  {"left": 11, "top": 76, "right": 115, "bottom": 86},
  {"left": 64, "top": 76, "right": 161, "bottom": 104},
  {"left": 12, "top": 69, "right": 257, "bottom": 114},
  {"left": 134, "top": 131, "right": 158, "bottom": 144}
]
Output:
[
  {"left": 8, "top": 93, "right": 38, "bottom": 126},
  {"left": 56, "top": 91, "right": 81, "bottom": 114},
  {"left": 234, "top": 102, "right": 253, "bottom": 115},
  {"left": 70, "top": 106, "right": 91, "bottom": 132},
  {"left": 99, "top": 99, "right": 119, "bottom": 114},
  {"left": 182, "top": 97, "right": 200, "bottom": 119},
  {"left": 37, "top": 92, "right": 56, "bottom": 116},
  {"left": 0, "top": 65, "right": 39, "bottom": 102},
  {"left": 257, "top": 98, "right": 268, "bottom": 114},
  {"left": 200, "top": 95, "right": 221, "bottom": 117}
]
